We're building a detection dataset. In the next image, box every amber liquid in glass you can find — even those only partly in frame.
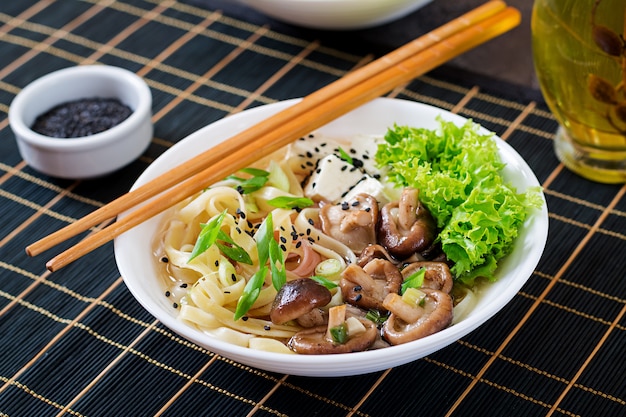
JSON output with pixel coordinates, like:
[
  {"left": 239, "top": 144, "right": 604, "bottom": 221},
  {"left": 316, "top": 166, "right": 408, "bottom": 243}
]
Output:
[{"left": 532, "top": 0, "right": 626, "bottom": 183}]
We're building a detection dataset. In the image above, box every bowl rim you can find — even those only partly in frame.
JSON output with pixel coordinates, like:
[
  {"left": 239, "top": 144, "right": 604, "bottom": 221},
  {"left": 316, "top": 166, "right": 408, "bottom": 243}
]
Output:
[
  {"left": 8, "top": 65, "right": 152, "bottom": 151},
  {"left": 115, "top": 97, "right": 548, "bottom": 376}
]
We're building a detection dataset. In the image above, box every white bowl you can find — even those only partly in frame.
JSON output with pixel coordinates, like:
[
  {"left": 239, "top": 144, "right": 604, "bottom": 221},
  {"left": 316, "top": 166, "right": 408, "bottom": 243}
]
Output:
[
  {"left": 115, "top": 98, "right": 548, "bottom": 377},
  {"left": 9, "top": 65, "right": 153, "bottom": 179},
  {"left": 235, "top": 0, "right": 433, "bottom": 30}
]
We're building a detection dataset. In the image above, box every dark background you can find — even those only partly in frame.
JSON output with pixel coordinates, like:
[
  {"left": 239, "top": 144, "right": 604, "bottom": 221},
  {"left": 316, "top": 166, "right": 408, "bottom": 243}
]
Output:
[{"left": 191, "top": 0, "right": 538, "bottom": 90}]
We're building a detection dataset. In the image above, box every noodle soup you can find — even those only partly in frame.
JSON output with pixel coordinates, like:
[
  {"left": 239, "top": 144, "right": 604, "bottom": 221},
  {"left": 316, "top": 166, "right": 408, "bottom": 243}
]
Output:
[{"left": 153, "top": 120, "right": 541, "bottom": 355}]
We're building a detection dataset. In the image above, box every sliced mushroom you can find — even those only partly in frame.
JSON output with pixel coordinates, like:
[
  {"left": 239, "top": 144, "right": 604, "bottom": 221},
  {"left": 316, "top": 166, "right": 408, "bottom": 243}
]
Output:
[
  {"left": 295, "top": 307, "right": 326, "bottom": 328},
  {"left": 319, "top": 193, "right": 379, "bottom": 254},
  {"left": 270, "top": 278, "right": 332, "bottom": 325},
  {"left": 288, "top": 309, "right": 378, "bottom": 355},
  {"left": 378, "top": 188, "right": 437, "bottom": 259},
  {"left": 401, "top": 261, "right": 454, "bottom": 294},
  {"left": 357, "top": 244, "right": 398, "bottom": 267},
  {"left": 340, "top": 258, "right": 402, "bottom": 311},
  {"left": 381, "top": 288, "right": 453, "bottom": 345}
]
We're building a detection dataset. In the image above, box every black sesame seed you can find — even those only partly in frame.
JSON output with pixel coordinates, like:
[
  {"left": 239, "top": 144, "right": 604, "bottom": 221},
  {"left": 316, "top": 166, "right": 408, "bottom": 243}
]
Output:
[
  {"left": 173, "top": 302, "right": 179, "bottom": 309},
  {"left": 231, "top": 273, "right": 237, "bottom": 282},
  {"left": 354, "top": 294, "right": 362, "bottom": 302},
  {"left": 32, "top": 98, "right": 132, "bottom": 138},
  {"left": 215, "top": 260, "right": 219, "bottom": 267},
  {"left": 165, "top": 291, "right": 171, "bottom": 297},
  {"left": 365, "top": 207, "right": 371, "bottom": 212},
  {"left": 264, "top": 325, "right": 271, "bottom": 331},
  {"left": 341, "top": 202, "right": 349, "bottom": 210},
  {"left": 354, "top": 285, "right": 362, "bottom": 291},
  {"left": 295, "top": 241, "right": 302, "bottom": 248},
  {"left": 242, "top": 316, "right": 249, "bottom": 321},
  {"left": 280, "top": 244, "right": 287, "bottom": 252},
  {"left": 352, "top": 201, "right": 360, "bottom": 206},
  {"left": 306, "top": 151, "right": 313, "bottom": 158},
  {"left": 160, "top": 256, "right": 169, "bottom": 263},
  {"left": 280, "top": 236, "right": 287, "bottom": 243},
  {"left": 308, "top": 218, "right": 315, "bottom": 225}
]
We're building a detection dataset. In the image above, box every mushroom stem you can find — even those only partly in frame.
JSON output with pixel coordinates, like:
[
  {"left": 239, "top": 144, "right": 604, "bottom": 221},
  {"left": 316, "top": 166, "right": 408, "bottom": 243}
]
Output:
[{"left": 325, "top": 304, "right": 347, "bottom": 341}]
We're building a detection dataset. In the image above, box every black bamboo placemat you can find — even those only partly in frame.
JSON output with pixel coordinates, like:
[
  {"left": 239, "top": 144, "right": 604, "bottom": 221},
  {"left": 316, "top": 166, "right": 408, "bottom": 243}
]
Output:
[{"left": 1, "top": 1, "right": 625, "bottom": 416}]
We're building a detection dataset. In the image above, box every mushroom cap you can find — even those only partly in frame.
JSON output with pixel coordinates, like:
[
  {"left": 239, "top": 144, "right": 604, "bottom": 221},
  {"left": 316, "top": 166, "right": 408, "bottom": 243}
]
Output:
[
  {"left": 319, "top": 193, "right": 379, "bottom": 254},
  {"left": 270, "top": 278, "right": 332, "bottom": 325},
  {"left": 382, "top": 288, "right": 453, "bottom": 345},
  {"left": 357, "top": 244, "right": 398, "bottom": 267},
  {"left": 378, "top": 188, "right": 437, "bottom": 259},
  {"left": 340, "top": 258, "right": 402, "bottom": 311},
  {"left": 401, "top": 261, "right": 454, "bottom": 294}
]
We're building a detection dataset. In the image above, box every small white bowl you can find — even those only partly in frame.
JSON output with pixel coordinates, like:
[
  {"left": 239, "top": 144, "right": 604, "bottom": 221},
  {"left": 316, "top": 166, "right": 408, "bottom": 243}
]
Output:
[
  {"left": 9, "top": 65, "right": 153, "bottom": 179},
  {"left": 235, "top": 0, "right": 433, "bottom": 30}
]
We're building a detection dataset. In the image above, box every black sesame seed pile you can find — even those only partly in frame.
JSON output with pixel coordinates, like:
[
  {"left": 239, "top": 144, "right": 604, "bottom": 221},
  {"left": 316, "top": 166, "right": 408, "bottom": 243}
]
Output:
[{"left": 32, "top": 97, "right": 132, "bottom": 138}]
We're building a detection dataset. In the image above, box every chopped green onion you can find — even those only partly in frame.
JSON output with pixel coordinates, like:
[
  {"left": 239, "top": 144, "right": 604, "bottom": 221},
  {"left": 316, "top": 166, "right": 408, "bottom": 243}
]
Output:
[
  {"left": 365, "top": 309, "right": 388, "bottom": 326},
  {"left": 337, "top": 146, "right": 353, "bottom": 165},
  {"left": 310, "top": 275, "right": 338, "bottom": 289},
  {"left": 188, "top": 210, "right": 227, "bottom": 262},
  {"left": 226, "top": 167, "right": 270, "bottom": 194},
  {"left": 401, "top": 268, "right": 426, "bottom": 294},
  {"left": 269, "top": 235, "right": 286, "bottom": 291},
  {"left": 267, "top": 196, "right": 314, "bottom": 209},
  {"left": 215, "top": 230, "right": 252, "bottom": 265},
  {"left": 235, "top": 175, "right": 268, "bottom": 194},
  {"left": 314, "top": 259, "right": 342, "bottom": 279},
  {"left": 402, "top": 287, "right": 427, "bottom": 307},
  {"left": 255, "top": 213, "right": 273, "bottom": 267},
  {"left": 234, "top": 266, "right": 267, "bottom": 321},
  {"left": 267, "top": 161, "right": 290, "bottom": 192},
  {"left": 240, "top": 167, "right": 269, "bottom": 177},
  {"left": 329, "top": 322, "right": 348, "bottom": 344}
]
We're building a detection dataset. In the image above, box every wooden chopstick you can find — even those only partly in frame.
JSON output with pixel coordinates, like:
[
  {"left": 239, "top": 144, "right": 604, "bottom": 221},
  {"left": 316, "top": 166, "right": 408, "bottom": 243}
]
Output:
[
  {"left": 25, "top": 0, "right": 509, "bottom": 259},
  {"left": 39, "top": 4, "right": 521, "bottom": 271}
]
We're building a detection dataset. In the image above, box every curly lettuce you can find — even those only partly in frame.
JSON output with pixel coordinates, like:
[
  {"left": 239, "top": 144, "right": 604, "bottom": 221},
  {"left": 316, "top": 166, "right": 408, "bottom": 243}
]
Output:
[{"left": 376, "top": 118, "right": 543, "bottom": 285}]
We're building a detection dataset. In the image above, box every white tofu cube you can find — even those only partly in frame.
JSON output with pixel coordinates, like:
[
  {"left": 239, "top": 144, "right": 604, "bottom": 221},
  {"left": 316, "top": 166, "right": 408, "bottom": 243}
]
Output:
[
  {"left": 303, "top": 154, "right": 366, "bottom": 203},
  {"left": 341, "top": 175, "right": 389, "bottom": 205}
]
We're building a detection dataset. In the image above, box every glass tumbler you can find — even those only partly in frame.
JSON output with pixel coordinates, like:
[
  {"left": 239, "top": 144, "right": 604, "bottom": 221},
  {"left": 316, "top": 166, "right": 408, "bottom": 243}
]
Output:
[{"left": 531, "top": 0, "right": 626, "bottom": 183}]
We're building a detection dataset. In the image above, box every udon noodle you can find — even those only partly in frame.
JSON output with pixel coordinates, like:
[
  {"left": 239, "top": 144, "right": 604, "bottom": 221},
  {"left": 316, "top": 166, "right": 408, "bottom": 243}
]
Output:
[{"left": 155, "top": 133, "right": 479, "bottom": 354}]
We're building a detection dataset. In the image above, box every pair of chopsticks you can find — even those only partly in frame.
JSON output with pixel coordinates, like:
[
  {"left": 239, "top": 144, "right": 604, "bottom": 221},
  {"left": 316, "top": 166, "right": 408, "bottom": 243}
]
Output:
[{"left": 27, "top": 1, "right": 520, "bottom": 272}]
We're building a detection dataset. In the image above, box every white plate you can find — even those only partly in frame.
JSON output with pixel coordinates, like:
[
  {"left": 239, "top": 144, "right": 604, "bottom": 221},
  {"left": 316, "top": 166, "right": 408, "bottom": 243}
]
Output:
[{"left": 115, "top": 98, "right": 548, "bottom": 377}]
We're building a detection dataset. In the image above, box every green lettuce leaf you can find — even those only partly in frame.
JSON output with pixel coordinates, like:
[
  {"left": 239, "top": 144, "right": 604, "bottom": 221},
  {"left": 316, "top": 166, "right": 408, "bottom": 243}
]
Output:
[{"left": 376, "top": 117, "right": 543, "bottom": 284}]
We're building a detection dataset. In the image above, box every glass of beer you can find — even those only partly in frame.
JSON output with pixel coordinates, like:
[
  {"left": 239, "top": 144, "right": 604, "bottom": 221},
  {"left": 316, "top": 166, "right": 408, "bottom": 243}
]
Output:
[{"left": 531, "top": 0, "right": 626, "bottom": 183}]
